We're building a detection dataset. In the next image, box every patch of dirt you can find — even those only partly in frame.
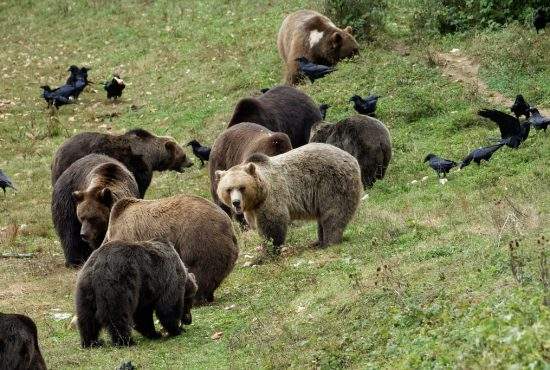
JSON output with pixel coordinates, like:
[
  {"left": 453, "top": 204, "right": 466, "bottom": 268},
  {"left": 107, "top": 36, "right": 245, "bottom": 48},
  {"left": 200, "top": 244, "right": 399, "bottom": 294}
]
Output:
[{"left": 435, "top": 51, "right": 550, "bottom": 116}]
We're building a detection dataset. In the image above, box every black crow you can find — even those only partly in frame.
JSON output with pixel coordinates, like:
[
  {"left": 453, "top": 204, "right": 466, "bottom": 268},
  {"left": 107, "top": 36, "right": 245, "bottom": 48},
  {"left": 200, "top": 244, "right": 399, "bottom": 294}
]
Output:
[
  {"left": 460, "top": 143, "right": 504, "bottom": 169},
  {"left": 187, "top": 140, "right": 211, "bottom": 167},
  {"left": 350, "top": 94, "right": 379, "bottom": 116},
  {"left": 424, "top": 154, "right": 457, "bottom": 178},
  {"left": 103, "top": 75, "right": 125, "bottom": 100},
  {"left": 319, "top": 104, "right": 330, "bottom": 120},
  {"left": 534, "top": 8, "right": 547, "bottom": 33},
  {"left": 528, "top": 108, "right": 550, "bottom": 132},
  {"left": 510, "top": 94, "right": 531, "bottom": 119},
  {"left": 478, "top": 109, "right": 530, "bottom": 148},
  {"left": 260, "top": 88, "right": 270, "bottom": 94},
  {"left": 295, "top": 57, "right": 336, "bottom": 83},
  {"left": 0, "top": 169, "right": 16, "bottom": 194},
  {"left": 41, "top": 85, "right": 75, "bottom": 109}
]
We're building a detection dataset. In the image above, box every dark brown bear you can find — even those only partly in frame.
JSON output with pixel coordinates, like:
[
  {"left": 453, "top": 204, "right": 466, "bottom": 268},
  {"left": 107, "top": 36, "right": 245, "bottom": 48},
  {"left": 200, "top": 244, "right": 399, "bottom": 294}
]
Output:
[
  {"left": 104, "top": 194, "right": 238, "bottom": 304},
  {"left": 209, "top": 122, "right": 292, "bottom": 218},
  {"left": 52, "top": 154, "right": 140, "bottom": 267},
  {"left": 75, "top": 239, "right": 197, "bottom": 348},
  {"left": 227, "top": 85, "right": 322, "bottom": 148},
  {"left": 278, "top": 10, "right": 359, "bottom": 84},
  {"left": 51, "top": 129, "right": 192, "bottom": 197},
  {"left": 309, "top": 115, "right": 392, "bottom": 188},
  {"left": 0, "top": 313, "right": 47, "bottom": 370}
]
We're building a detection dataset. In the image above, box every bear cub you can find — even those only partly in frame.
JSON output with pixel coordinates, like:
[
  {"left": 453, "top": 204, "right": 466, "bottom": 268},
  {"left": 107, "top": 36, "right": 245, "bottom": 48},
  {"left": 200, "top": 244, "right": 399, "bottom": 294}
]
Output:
[{"left": 75, "top": 239, "right": 197, "bottom": 348}]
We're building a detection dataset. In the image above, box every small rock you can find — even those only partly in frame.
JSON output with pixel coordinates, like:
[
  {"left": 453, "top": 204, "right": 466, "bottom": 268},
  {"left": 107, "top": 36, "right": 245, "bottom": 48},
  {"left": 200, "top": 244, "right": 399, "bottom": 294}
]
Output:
[
  {"left": 421, "top": 176, "right": 429, "bottom": 182},
  {"left": 439, "top": 178, "right": 448, "bottom": 185},
  {"left": 450, "top": 48, "right": 460, "bottom": 53},
  {"left": 243, "top": 261, "right": 253, "bottom": 267},
  {"left": 224, "top": 304, "right": 236, "bottom": 310},
  {"left": 211, "top": 331, "right": 223, "bottom": 340},
  {"left": 410, "top": 180, "right": 418, "bottom": 184},
  {"left": 51, "top": 312, "right": 71, "bottom": 321}
]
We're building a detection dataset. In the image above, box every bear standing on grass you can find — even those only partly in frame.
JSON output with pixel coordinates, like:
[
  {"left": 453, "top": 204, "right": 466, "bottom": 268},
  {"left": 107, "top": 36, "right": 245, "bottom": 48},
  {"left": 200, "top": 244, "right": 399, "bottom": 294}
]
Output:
[
  {"left": 310, "top": 115, "right": 392, "bottom": 188},
  {"left": 216, "top": 143, "right": 363, "bottom": 249},
  {"left": 228, "top": 86, "right": 322, "bottom": 148},
  {"left": 52, "top": 154, "right": 140, "bottom": 267},
  {"left": 209, "top": 122, "right": 292, "bottom": 218},
  {"left": 76, "top": 239, "right": 197, "bottom": 348},
  {"left": 277, "top": 10, "right": 359, "bottom": 84},
  {"left": 104, "top": 194, "right": 238, "bottom": 304},
  {"left": 51, "top": 129, "right": 193, "bottom": 197},
  {"left": 0, "top": 313, "right": 47, "bottom": 370}
]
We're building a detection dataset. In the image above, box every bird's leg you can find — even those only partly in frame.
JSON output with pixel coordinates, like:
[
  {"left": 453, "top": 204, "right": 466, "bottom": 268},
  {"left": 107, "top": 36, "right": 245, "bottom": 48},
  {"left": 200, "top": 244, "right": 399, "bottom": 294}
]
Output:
[{"left": 200, "top": 159, "right": 204, "bottom": 168}]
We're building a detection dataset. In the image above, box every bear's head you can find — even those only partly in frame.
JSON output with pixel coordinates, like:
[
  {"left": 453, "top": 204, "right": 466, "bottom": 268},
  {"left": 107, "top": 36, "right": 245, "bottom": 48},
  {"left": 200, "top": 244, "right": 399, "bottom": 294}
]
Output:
[
  {"left": 73, "top": 186, "right": 114, "bottom": 249},
  {"left": 123, "top": 129, "right": 193, "bottom": 172},
  {"left": 253, "top": 132, "right": 293, "bottom": 157},
  {"left": 318, "top": 26, "right": 359, "bottom": 65},
  {"left": 215, "top": 161, "right": 268, "bottom": 215},
  {"left": 309, "top": 121, "right": 335, "bottom": 143}
]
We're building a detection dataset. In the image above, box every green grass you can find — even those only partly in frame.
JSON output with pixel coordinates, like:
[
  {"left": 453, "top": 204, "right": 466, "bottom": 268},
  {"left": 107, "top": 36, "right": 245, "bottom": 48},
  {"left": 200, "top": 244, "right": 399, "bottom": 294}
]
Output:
[{"left": 1, "top": 1, "right": 549, "bottom": 368}]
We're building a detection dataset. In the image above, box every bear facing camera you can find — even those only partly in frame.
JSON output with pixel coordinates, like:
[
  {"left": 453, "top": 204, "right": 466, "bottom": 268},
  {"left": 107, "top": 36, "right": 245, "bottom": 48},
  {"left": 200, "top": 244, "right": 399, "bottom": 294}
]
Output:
[
  {"left": 75, "top": 239, "right": 197, "bottom": 348},
  {"left": 216, "top": 142, "right": 363, "bottom": 249}
]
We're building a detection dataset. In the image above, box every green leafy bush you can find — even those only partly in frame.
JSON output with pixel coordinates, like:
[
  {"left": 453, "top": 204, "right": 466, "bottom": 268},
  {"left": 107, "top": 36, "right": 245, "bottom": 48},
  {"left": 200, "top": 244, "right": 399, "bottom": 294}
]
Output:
[
  {"left": 323, "top": 0, "right": 388, "bottom": 40},
  {"left": 412, "top": 0, "right": 547, "bottom": 34}
]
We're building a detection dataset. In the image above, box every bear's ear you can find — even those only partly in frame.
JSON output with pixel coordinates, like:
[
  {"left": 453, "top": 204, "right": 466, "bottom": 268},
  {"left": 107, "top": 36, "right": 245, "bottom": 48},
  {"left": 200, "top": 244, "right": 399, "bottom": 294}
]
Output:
[
  {"left": 99, "top": 188, "right": 113, "bottom": 207},
  {"left": 343, "top": 26, "right": 353, "bottom": 35},
  {"left": 215, "top": 170, "right": 226, "bottom": 182},
  {"left": 165, "top": 140, "right": 176, "bottom": 155},
  {"left": 331, "top": 32, "right": 343, "bottom": 48},
  {"left": 245, "top": 163, "right": 256, "bottom": 176},
  {"left": 72, "top": 191, "right": 84, "bottom": 203}
]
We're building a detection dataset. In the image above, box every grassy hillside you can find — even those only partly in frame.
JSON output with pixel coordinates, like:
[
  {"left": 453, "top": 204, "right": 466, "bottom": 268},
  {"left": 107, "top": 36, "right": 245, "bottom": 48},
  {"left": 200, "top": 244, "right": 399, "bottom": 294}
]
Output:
[{"left": 0, "top": 0, "right": 549, "bottom": 368}]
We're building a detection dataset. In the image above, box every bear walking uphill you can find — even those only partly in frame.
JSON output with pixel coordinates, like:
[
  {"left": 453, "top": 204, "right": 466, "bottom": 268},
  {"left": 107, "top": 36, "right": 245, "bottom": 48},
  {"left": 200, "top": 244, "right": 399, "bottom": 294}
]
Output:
[
  {"left": 277, "top": 9, "right": 359, "bottom": 84},
  {"left": 52, "top": 154, "right": 140, "bottom": 267},
  {"left": 228, "top": 86, "right": 322, "bottom": 148},
  {"left": 75, "top": 240, "right": 197, "bottom": 348},
  {"left": 0, "top": 313, "right": 47, "bottom": 370},
  {"left": 104, "top": 194, "right": 238, "bottom": 304},
  {"left": 310, "top": 115, "right": 392, "bottom": 188},
  {"left": 216, "top": 143, "right": 363, "bottom": 249},
  {"left": 209, "top": 122, "right": 292, "bottom": 219},
  {"left": 51, "top": 129, "right": 192, "bottom": 197}
]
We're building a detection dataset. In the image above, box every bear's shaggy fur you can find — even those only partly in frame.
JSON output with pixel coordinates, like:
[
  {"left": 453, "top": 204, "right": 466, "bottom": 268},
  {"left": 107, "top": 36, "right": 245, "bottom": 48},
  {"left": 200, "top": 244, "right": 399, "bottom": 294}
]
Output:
[
  {"left": 216, "top": 143, "right": 362, "bottom": 248},
  {"left": 277, "top": 10, "right": 359, "bottom": 84},
  {"left": 52, "top": 154, "right": 140, "bottom": 267},
  {"left": 228, "top": 86, "right": 322, "bottom": 148},
  {"left": 75, "top": 239, "right": 197, "bottom": 348},
  {"left": 309, "top": 115, "right": 392, "bottom": 188},
  {"left": 0, "top": 313, "right": 47, "bottom": 370},
  {"left": 51, "top": 129, "right": 192, "bottom": 197},
  {"left": 104, "top": 195, "right": 238, "bottom": 304},
  {"left": 209, "top": 122, "right": 292, "bottom": 218}
]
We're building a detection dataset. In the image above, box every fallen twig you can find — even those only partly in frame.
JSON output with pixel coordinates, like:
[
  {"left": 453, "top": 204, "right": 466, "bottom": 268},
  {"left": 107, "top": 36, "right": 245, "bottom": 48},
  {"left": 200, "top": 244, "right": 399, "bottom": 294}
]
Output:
[{"left": 0, "top": 253, "right": 34, "bottom": 259}]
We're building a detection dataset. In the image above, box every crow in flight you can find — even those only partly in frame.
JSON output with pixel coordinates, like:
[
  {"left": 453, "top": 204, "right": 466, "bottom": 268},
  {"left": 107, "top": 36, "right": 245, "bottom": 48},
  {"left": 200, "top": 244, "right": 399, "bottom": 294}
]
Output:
[{"left": 478, "top": 109, "right": 530, "bottom": 148}]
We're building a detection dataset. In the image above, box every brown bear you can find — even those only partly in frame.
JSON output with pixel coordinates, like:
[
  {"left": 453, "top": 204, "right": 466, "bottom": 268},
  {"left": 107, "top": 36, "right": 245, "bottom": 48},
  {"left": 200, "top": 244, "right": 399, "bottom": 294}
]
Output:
[
  {"left": 75, "top": 239, "right": 197, "bottom": 348},
  {"left": 227, "top": 85, "right": 322, "bottom": 148},
  {"left": 309, "top": 115, "right": 392, "bottom": 188},
  {"left": 104, "top": 194, "right": 238, "bottom": 304},
  {"left": 209, "top": 122, "right": 292, "bottom": 219},
  {"left": 215, "top": 143, "right": 362, "bottom": 249},
  {"left": 277, "top": 10, "right": 359, "bottom": 84},
  {"left": 51, "top": 128, "right": 192, "bottom": 197},
  {"left": 0, "top": 313, "right": 47, "bottom": 370},
  {"left": 52, "top": 154, "right": 140, "bottom": 267}
]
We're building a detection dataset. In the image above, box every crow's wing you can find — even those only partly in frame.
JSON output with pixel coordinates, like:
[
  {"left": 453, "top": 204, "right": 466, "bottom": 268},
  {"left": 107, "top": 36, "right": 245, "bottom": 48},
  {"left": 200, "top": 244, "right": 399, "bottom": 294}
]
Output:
[{"left": 478, "top": 109, "right": 521, "bottom": 138}]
